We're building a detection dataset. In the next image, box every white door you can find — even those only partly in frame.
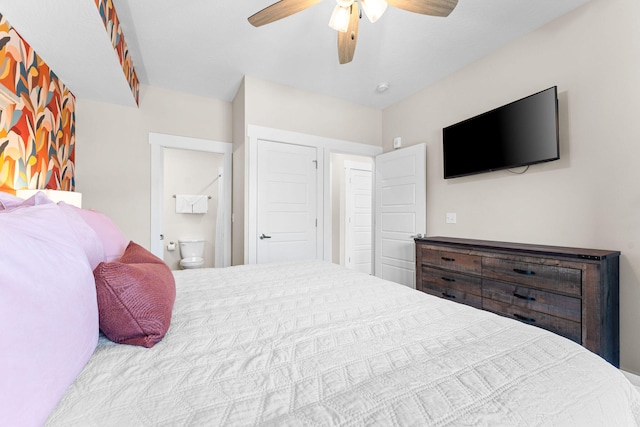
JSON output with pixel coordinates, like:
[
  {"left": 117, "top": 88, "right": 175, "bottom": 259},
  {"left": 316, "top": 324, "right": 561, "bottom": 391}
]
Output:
[
  {"left": 256, "top": 141, "right": 319, "bottom": 264},
  {"left": 345, "top": 163, "right": 373, "bottom": 274},
  {"left": 374, "top": 143, "right": 427, "bottom": 288}
]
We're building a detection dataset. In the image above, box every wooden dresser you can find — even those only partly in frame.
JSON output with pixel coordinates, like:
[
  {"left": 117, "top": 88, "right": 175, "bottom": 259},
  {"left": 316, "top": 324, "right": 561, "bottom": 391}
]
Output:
[{"left": 415, "top": 236, "right": 620, "bottom": 367}]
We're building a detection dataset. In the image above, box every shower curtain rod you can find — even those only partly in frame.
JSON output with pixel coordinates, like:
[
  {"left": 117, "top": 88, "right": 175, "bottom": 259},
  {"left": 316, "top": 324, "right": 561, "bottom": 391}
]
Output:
[
  {"left": 171, "top": 173, "right": 222, "bottom": 199},
  {"left": 172, "top": 195, "right": 212, "bottom": 199}
]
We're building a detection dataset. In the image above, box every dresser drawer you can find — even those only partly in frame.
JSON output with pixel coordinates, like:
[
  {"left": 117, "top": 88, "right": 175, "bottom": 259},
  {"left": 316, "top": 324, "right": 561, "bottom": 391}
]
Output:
[
  {"left": 482, "top": 258, "right": 582, "bottom": 296},
  {"left": 482, "top": 279, "right": 581, "bottom": 322},
  {"left": 482, "top": 298, "right": 581, "bottom": 343},
  {"left": 422, "top": 249, "right": 482, "bottom": 275},
  {"left": 420, "top": 267, "right": 482, "bottom": 309}
]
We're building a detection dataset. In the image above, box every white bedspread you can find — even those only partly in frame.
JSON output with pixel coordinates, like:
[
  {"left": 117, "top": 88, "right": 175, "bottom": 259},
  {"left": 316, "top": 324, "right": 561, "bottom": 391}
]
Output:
[{"left": 48, "top": 261, "right": 640, "bottom": 426}]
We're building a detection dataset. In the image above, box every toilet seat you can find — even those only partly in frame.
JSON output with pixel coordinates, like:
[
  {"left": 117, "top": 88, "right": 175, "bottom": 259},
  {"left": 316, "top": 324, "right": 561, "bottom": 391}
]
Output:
[{"left": 179, "top": 257, "right": 204, "bottom": 269}]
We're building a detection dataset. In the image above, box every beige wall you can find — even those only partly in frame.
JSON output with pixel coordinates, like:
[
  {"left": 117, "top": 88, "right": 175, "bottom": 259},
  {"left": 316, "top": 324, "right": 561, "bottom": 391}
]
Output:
[
  {"left": 75, "top": 84, "right": 233, "bottom": 248},
  {"left": 382, "top": 0, "right": 640, "bottom": 373},
  {"left": 244, "top": 76, "right": 382, "bottom": 147}
]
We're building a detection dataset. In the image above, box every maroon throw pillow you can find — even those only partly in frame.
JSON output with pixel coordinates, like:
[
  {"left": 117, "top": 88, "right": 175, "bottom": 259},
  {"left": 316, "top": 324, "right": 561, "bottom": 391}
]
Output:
[{"left": 94, "top": 241, "right": 176, "bottom": 348}]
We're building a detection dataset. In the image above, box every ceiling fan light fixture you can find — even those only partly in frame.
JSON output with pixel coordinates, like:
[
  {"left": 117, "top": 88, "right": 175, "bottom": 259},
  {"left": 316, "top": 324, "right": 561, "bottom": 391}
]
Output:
[
  {"left": 329, "top": 4, "right": 351, "bottom": 32},
  {"left": 248, "top": 0, "right": 459, "bottom": 64},
  {"left": 360, "top": 0, "right": 388, "bottom": 23}
]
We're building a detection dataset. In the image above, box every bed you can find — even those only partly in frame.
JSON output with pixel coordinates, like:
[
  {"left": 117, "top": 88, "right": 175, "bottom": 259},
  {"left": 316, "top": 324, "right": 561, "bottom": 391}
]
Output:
[{"left": 2, "top": 192, "right": 640, "bottom": 426}]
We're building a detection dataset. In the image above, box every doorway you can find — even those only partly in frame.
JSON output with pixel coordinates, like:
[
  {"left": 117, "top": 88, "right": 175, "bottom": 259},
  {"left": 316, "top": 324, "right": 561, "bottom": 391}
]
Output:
[
  {"left": 149, "top": 132, "right": 232, "bottom": 267},
  {"left": 330, "top": 153, "right": 373, "bottom": 274},
  {"left": 162, "top": 148, "right": 224, "bottom": 270}
]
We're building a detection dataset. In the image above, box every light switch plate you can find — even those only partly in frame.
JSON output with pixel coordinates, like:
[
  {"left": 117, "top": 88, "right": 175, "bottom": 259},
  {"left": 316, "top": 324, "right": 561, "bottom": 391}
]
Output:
[{"left": 446, "top": 213, "right": 457, "bottom": 224}]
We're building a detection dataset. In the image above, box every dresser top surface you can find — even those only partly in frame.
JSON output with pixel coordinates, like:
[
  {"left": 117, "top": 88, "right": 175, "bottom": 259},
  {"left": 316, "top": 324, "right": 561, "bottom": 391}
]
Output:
[{"left": 416, "top": 236, "right": 620, "bottom": 260}]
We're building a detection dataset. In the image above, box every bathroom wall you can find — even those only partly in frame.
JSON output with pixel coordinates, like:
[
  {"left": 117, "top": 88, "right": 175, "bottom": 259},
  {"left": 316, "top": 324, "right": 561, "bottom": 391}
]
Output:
[{"left": 162, "top": 147, "right": 224, "bottom": 270}]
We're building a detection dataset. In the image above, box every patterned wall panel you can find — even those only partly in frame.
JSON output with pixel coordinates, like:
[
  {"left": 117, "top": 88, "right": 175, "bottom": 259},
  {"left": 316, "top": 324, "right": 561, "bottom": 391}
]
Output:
[
  {"left": 0, "top": 14, "right": 76, "bottom": 194},
  {"left": 94, "top": 0, "right": 140, "bottom": 105}
]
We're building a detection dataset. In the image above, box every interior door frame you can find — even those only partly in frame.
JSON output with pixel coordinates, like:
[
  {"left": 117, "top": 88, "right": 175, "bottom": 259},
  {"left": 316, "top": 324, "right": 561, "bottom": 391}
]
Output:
[
  {"left": 246, "top": 125, "right": 382, "bottom": 264},
  {"left": 149, "top": 132, "right": 233, "bottom": 267}
]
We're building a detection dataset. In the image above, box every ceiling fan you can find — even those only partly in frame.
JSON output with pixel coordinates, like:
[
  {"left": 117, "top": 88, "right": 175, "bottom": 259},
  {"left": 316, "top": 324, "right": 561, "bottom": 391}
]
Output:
[{"left": 248, "top": 0, "right": 458, "bottom": 64}]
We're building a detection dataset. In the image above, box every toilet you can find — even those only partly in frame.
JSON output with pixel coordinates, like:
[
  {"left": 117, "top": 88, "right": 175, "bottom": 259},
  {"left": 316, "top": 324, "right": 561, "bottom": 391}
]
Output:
[{"left": 178, "top": 239, "right": 205, "bottom": 269}]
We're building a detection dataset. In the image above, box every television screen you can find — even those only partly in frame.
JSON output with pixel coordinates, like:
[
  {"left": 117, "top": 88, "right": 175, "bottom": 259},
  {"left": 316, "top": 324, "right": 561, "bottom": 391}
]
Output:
[{"left": 443, "top": 86, "right": 559, "bottom": 179}]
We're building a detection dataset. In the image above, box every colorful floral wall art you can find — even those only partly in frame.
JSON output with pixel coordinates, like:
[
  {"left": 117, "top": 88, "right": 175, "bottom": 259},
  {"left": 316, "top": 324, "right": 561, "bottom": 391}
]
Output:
[
  {"left": 0, "top": 14, "right": 76, "bottom": 194},
  {"left": 94, "top": 0, "right": 140, "bottom": 105}
]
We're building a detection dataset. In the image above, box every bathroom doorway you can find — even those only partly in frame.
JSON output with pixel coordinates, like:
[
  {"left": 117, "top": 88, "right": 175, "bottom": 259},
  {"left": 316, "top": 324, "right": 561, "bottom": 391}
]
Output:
[
  {"left": 162, "top": 148, "right": 224, "bottom": 270},
  {"left": 149, "top": 133, "right": 232, "bottom": 268}
]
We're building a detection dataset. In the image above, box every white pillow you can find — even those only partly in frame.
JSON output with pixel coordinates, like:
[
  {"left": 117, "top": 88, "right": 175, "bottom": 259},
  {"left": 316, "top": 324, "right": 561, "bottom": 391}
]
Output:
[
  {"left": 0, "top": 202, "right": 99, "bottom": 426},
  {"left": 0, "top": 190, "right": 50, "bottom": 210},
  {"left": 0, "top": 191, "right": 24, "bottom": 210}
]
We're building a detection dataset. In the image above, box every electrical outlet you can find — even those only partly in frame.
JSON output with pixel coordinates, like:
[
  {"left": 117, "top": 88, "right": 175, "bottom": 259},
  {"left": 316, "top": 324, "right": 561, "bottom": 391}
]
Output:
[{"left": 446, "top": 213, "right": 457, "bottom": 224}]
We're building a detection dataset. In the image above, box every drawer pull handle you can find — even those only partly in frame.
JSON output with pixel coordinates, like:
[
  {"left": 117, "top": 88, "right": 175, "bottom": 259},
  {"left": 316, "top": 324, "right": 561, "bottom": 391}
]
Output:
[
  {"left": 441, "top": 276, "right": 456, "bottom": 282},
  {"left": 442, "top": 292, "right": 456, "bottom": 299},
  {"left": 514, "top": 313, "right": 536, "bottom": 323},
  {"left": 513, "top": 268, "right": 535, "bottom": 276},
  {"left": 441, "top": 257, "right": 455, "bottom": 262},
  {"left": 513, "top": 292, "right": 536, "bottom": 301}
]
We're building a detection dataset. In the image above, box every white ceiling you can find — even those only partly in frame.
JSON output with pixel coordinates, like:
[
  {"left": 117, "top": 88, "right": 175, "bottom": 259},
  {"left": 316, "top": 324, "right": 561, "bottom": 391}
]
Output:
[{"left": 0, "top": 0, "right": 592, "bottom": 109}]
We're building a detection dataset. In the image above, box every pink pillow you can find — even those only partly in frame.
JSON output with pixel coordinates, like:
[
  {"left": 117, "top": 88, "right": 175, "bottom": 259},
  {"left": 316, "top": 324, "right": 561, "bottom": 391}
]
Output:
[
  {"left": 57, "top": 202, "right": 106, "bottom": 270},
  {"left": 94, "top": 241, "right": 176, "bottom": 348},
  {"left": 0, "top": 203, "right": 98, "bottom": 426},
  {"left": 71, "top": 206, "right": 127, "bottom": 262}
]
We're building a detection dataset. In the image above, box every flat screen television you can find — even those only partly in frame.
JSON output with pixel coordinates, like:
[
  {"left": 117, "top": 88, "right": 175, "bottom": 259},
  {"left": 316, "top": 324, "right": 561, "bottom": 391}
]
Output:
[{"left": 443, "top": 86, "right": 559, "bottom": 179}]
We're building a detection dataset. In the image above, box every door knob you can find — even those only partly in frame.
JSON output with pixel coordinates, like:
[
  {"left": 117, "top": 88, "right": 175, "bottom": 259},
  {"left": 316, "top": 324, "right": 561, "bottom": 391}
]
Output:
[{"left": 260, "top": 233, "right": 272, "bottom": 240}]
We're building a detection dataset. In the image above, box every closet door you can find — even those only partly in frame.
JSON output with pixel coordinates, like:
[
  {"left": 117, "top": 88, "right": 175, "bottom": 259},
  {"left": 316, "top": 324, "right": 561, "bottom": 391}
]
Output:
[
  {"left": 374, "top": 143, "right": 426, "bottom": 288},
  {"left": 345, "top": 162, "right": 373, "bottom": 275},
  {"left": 256, "top": 140, "right": 320, "bottom": 264}
]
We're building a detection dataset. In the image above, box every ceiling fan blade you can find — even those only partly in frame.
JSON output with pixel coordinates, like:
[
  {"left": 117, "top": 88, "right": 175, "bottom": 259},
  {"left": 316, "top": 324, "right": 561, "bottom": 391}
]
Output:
[
  {"left": 385, "top": 0, "right": 458, "bottom": 17},
  {"left": 248, "top": 0, "right": 324, "bottom": 27},
  {"left": 337, "top": 2, "right": 359, "bottom": 64}
]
